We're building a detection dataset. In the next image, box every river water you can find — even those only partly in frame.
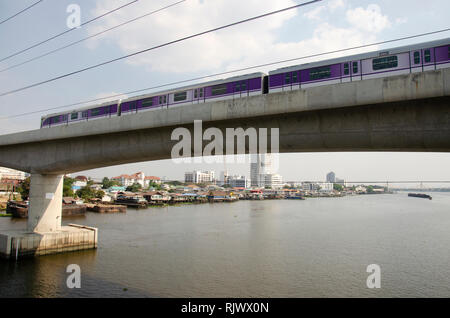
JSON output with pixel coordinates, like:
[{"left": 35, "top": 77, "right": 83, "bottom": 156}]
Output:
[{"left": 1, "top": 192, "right": 450, "bottom": 297}]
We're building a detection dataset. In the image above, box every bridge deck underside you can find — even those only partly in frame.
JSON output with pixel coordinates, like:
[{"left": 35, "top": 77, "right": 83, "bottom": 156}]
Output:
[{"left": 0, "top": 95, "right": 449, "bottom": 174}]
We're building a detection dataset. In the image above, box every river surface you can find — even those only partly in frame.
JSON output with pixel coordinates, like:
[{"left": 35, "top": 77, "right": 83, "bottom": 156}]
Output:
[{"left": 1, "top": 192, "right": 450, "bottom": 297}]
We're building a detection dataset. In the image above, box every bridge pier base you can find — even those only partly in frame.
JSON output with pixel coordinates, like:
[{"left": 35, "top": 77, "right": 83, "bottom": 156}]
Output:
[
  {"left": 28, "top": 174, "right": 63, "bottom": 233},
  {"left": 0, "top": 174, "right": 98, "bottom": 260}
]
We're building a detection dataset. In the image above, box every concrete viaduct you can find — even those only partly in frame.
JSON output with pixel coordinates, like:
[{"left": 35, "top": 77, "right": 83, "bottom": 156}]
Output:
[{"left": 0, "top": 69, "right": 449, "bottom": 258}]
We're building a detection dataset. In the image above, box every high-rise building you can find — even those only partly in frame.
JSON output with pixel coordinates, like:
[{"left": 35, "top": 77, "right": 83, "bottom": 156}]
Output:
[
  {"left": 264, "top": 174, "right": 283, "bottom": 189},
  {"left": 229, "top": 175, "right": 250, "bottom": 188},
  {"left": 326, "top": 171, "right": 336, "bottom": 183},
  {"left": 184, "top": 170, "right": 215, "bottom": 184},
  {"left": 250, "top": 154, "right": 274, "bottom": 187}
]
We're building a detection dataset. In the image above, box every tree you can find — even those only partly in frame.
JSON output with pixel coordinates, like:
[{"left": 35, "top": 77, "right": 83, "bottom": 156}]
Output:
[
  {"left": 126, "top": 183, "right": 142, "bottom": 193},
  {"left": 333, "top": 183, "right": 344, "bottom": 192},
  {"left": 76, "top": 186, "right": 96, "bottom": 201},
  {"left": 147, "top": 181, "right": 162, "bottom": 190},
  {"left": 102, "top": 177, "right": 120, "bottom": 189},
  {"left": 95, "top": 190, "right": 105, "bottom": 199},
  {"left": 166, "top": 181, "right": 183, "bottom": 186},
  {"left": 17, "top": 177, "right": 30, "bottom": 201},
  {"left": 63, "top": 177, "right": 75, "bottom": 197},
  {"left": 367, "top": 185, "right": 374, "bottom": 193}
]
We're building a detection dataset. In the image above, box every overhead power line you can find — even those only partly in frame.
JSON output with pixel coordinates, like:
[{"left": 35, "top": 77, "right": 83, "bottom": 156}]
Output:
[
  {"left": 0, "top": 0, "right": 139, "bottom": 63},
  {"left": 0, "top": 0, "right": 322, "bottom": 98},
  {"left": 1, "top": 28, "right": 449, "bottom": 121},
  {"left": 0, "top": 0, "right": 188, "bottom": 73},
  {"left": 0, "top": 0, "right": 43, "bottom": 26}
]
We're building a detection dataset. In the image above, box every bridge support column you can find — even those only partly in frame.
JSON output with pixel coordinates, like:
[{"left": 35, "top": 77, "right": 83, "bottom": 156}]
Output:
[
  {"left": 27, "top": 174, "right": 63, "bottom": 233},
  {"left": 1, "top": 174, "right": 98, "bottom": 260}
]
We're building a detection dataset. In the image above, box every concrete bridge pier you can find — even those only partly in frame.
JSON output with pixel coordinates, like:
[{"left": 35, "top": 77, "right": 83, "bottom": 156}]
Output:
[
  {"left": 28, "top": 174, "right": 63, "bottom": 233},
  {"left": 0, "top": 174, "right": 98, "bottom": 260}
]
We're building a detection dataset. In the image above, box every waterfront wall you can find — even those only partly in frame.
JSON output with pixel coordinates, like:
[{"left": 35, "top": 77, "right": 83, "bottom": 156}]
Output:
[{"left": 0, "top": 224, "right": 97, "bottom": 260}]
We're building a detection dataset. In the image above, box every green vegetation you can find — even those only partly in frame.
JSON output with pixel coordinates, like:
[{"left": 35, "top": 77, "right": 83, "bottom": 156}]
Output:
[
  {"left": 166, "top": 181, "right": 183, "bottom": 186},
  {"left": 102, "top": 177, "right": 121, "bottom": 189},
  {"left": 333, "top": 183, "right": 344, "bottom": 192},
  {"left": 366, "top": 185, "right": 374, "bottom": 193},
  {"left": 76, "top": 186, "right": 105, "bottom": 201},
  {"left": 126, "top": 183, "right": 142, "bottom": 193},
  {"left": 16, "top": 177, "right": 30, "bottom": 200},
  {"left": 63, "top": 177, "right": 75, "bottom": 197},
  {"left": 147, "top": 181, "right": 162, "bottom": 190}
]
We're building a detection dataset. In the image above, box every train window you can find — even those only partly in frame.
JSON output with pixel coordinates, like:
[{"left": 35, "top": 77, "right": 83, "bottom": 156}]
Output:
[
  {"left": 71, "top": 113, "right": 78, "bottom": 120},
  {"left": 82, "top": 111, "right": 88, "bottom": 118},
  {"left": 424, "top": 49, "right": 431, "bottom": 63},
  {"left": 129, "top": 101, "right": 137, "bottom": 110},
  {"left": 293, "top": 72, "right": 298, "bottom": 82},
  {"left": 235, "top": 83, "right": 241, "bottom": 92},
  {"left": 448, "top": 46, "right": 450, "bottom": 58},
  {"left": 285, "top": 73, "right": 291, "bottom": 84},
  {"left": 353, "top": 62, "right": 358, "bottom": 73},
  {"left": 164, "top": 96, "right": 167, "bottom": 103},
  {"left": 52, "top": 116, "right": 60, "bottom": 123},
  {"left": 194, "top": 89, "right": 198, "bottom": 99},
  {"left": 373, "top": 55, "right": 398, "bottom": 70},
  {"left": 211, "top": 84, "right": 228, "bottom": 96},
  {"left": 241, "top": 81, "right": 247, "bottom": 91},
  {"left": 414, "top": 51, "right": 420, "bottom": 64},
  {"left": 62, "top": 115, "right": 68, "bottom": 122},
  {"left": 142, "top": 98, "right": 153, "bottom": 107},
  {"left": 159, "top": 96, "right": 162, "bottom": 104},
  {"left": 199, "top": 89, "right": 203, "bottom": 98},
  {"left": 310, "top": 66, "right": 331, "bottom": 80},
  {"left": 344, "top": 63, "right": 349, "bottom": 75},
  {"left": 91, "top": 108, "right": 101, "bottom": 116},
  {"left": 174, "top": 91, "right": 187, "bottom": 102}
]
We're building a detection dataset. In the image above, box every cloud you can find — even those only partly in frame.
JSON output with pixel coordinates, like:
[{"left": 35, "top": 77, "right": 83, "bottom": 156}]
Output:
[
  {"left": 328, "top": 0, "right": 345, "bottom": 11},
  {"left": 395, "top": 17, "right": 408, "bottom": 25},
  {"left": 87, "top": 0, "right": 297, "bottom": 73},
  {"left": 303, "top": 5, "right": 326, "bottom": 21},
  {"left": 86, "top": 0, "right": 393, "bottom": 75},
  {"left": 346, "top": 4, "right": 391, "bottom": 33}
]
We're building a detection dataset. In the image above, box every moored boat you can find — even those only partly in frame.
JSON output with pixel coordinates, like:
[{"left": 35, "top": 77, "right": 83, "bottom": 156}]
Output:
[{"left": 408, "top": 193, "right": 432, "bottom": 200}]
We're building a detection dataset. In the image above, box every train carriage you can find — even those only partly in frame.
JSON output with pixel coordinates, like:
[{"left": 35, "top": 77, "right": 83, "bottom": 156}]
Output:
[
  {"left": 268, "top": 38, "right": 450, "bottom": 93},
  {"left": 41, "top": 38, "right": 450, "bottom": 128}
]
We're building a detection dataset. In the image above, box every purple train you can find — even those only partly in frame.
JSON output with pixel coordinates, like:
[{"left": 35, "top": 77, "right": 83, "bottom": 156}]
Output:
[{"left": 41, "top": 38, "right": 450, "bottom": 128}]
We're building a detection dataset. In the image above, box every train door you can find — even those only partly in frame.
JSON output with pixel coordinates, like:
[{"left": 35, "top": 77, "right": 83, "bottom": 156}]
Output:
[
  {"left": 283, "top": 72, "right": 292, "bottom": 91},
  {"left": 422, "top": 48, "right": 435, "bottom": 72},
  {"left": 410, "top": 50, "right": 422, "bottom": 73},
  {"left": 350, "top": 60, "right": 361, "bottom": 81}
]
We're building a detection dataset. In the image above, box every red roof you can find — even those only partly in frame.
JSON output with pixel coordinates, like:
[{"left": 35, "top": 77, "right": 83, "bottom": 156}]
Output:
[
  {"left": 145, "top": 176, "right": 160, "bottom": 180},
  {"left": 112, "top": 172, "right": 144, "bottom": 180}
]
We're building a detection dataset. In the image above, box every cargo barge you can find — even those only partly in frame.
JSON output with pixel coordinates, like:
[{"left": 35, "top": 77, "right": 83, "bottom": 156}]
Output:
[
  {"left": 408, "top": 193, "right": 432, "bottom": 200},
  {"left": 7, "top": 200, "right": 87, "bottom": 218}
]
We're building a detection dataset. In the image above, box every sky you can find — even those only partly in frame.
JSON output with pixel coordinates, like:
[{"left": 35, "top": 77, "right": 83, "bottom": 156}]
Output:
[{"left": 0, "top": 0, "right": 449, "bottom": 186}]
